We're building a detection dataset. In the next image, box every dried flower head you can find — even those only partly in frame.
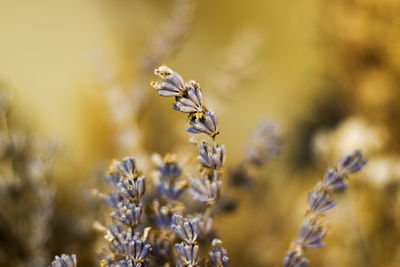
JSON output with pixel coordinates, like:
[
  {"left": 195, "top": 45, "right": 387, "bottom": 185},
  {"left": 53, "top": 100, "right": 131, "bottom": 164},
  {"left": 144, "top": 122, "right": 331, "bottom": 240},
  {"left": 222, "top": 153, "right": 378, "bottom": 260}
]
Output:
[
  {"left": 117, "top": 157, "right": 138, "bottom": 180},
  {"left": 152, "top": 65, "right": 185, "bottom": 97},
  {"left": 171, "top": 214, "right": 199, "bottom": 244},
  {"left": 307, "top": 191, "right": 336, "bottom": 214},
  {"left": 209, "top": 239, "right": 229, "bottom": 267},
  {"left": 188, "top": 177, "right": 220, "bottom": 204},
  {"left": 50, "top": 254, "right": 77, "bottom": 267},
  {"left": 337, "top": 150, "right": 367, "bottom": 174},
  {"left": 296, "top": 217, "right": 326, "bottom": 249},
  {"left": 187, "top": 110, "right": 219, "bottom": 137},
  {"left": 174, "top": 242, "right": 199, "bottom": 267},
  {"left": 283, "top": 251, "right": 309, "bottom": 267},
  {"left": 111, "top": 202, "right": 143, "bottom": 227},
  {"left": 320, "top": 168, "right": 346, "bottom": 192},
  {"left": 196, "top": 141, "right": 226, "bottom": 170}
]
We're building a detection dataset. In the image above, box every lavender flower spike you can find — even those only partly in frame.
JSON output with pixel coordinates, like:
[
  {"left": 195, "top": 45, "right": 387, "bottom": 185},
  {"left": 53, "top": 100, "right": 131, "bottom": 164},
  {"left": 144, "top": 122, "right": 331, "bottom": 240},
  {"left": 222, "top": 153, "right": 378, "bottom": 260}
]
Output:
[
  {"left": 153, "top": 65, "right": 228, "bottom": 265},
  {"left": 283, "top": 150, "right": 366, "bottom": 267},
  {"left": 50, "top": 254, "right": 77, "bottom": 267}
]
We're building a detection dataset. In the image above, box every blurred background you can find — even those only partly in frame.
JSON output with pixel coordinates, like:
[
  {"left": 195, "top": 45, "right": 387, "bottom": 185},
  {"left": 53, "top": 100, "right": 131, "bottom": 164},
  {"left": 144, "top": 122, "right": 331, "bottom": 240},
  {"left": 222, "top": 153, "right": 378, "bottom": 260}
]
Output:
[{"left": 0, "top": 0, "right": 399, "bottom": 266}]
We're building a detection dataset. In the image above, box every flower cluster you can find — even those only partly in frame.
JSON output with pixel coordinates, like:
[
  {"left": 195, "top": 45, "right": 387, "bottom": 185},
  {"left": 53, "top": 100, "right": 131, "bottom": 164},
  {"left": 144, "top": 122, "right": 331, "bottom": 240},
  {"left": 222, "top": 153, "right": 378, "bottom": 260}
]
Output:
[
  {"left": 283, "top": 150, "right": 367, "bottom": 267},
  {"left": 152, "top": 65, "right": 225, "bottom": 205},
  {"left": 101, "top": 157, "right": 152, "bottom": 266},
  {"left": 209, "top": 239, "right": 229, "bottom": 267},
  {"left": 50, "top": 254, "right": 77, "bottom": 267}
]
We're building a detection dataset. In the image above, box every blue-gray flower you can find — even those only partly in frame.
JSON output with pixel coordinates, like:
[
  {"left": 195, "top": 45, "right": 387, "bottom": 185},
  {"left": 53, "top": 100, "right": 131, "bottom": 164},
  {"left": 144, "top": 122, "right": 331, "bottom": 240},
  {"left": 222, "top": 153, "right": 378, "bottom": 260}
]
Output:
[
  {"left": 197, "top": 142, "right": 225, "bottom": 170},
  {"left": 283, "top": 251, "right": 309, "bottom": 267},
  {"left": 174, "top": 242, "right": 199, "bottom": 267},
  {"left": 50, "top": 254, "right": 77, "bottom": 267},
  {"left": 209, "top": 239, "right": 229, "bottom": 267},
  {"left": 111, "top": 202, "right": 143, "bottom": 227},
  {"left": 296, "top": 217, "right": 325, "bottom": 248},
  {"left": 173, "top": 82, "right": 204, "bottom": 114},
  {"left": 188, "top": 177, "right": 220, "bottom": 204},
  {"left": 307, "top": 191, "right": 336, "bottom": 214},
  {"left": 171, "top": 214, "right": 199, "bottom": 243},
  {"left": 337, "top": 150, "right": 367, "bottom": 174},
  {"left": 152, "top": 65, "right": 185, "bottom": 97},
  {"left": 187, "top": 110, "right": 219, "bottom": 137}
]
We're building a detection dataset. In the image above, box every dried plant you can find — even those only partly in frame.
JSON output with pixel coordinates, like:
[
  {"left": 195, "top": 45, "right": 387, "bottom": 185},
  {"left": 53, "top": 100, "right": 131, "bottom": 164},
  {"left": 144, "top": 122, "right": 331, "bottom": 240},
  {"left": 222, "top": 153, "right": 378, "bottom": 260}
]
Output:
[
  {"left": 283, "top": 151, "right": 367, "bottom": 267},
  {"left": 50, "top": 254, "right": 77, "bottom": 267},
  {"left": 0, "top": 89, "right": 56, "bottom": 266}
]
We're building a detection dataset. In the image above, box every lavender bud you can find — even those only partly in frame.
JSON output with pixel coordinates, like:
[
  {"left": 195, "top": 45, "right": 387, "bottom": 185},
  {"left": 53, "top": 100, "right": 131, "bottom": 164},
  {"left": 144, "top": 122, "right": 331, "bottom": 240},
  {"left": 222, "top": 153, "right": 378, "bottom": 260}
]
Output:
[
  {"left": 197, "top": 142, "right": 226, "bottom": 170},
  {"left": 152, "top": 65, "right": 185, "bottom": 97},
  {"left": 296, "top": 217, "right": 325, "bottom": 248},
  {"left": 209, "top": 239, "right": 229, "bottom": 267},
  {"left": 124, "top": 239, "right": 151, "bottom": 265},
  {"left": 111, "top": 202, "right": 143, "bottom": 227},
  {"left": 307, "top": 191, "right": 336, "bottom": 214},
  {"left": 337, "top": 150, "right": 367, "bottom": 174},
  {"left": 174, "top": 242, "right": 199, "bottom": 266},
  {"left": 283, "top": 251, "right": 309, "bottom": 267},
  {"left": 321, "top": 168, "right": 346, "bottom": 191},
  {"left": 117, "top": 157, "right": 137, "bottom": 180},
  {"left": 173, "top": 84, "right": 204, "bottom": 114},
  {"left": 188, "top": 177, "right": 220, "bottom": 204},
  {"left": 50, "top": 254, "right": 77, "bottom": 267},
  {"left": 117, "top": 176, "right": 146, "bottom": 200},
  {"left": 158, "top": 161, "right": 181, "bottom": 180},
  {"left": 171, "top": 214, "right": 199, "bottom": 243},
  {"left": 187, "top": 110, "right": 219, "bottom": 137}
]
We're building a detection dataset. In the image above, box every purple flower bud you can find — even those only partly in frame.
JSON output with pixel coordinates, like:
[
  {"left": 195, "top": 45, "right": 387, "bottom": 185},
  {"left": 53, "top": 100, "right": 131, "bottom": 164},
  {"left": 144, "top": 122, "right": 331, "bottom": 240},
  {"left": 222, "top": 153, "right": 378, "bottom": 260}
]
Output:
[
  {"left": 296, "top": 217, "right": 325, "bottom": 248},
  {"left": 283, "top": 251, "right": 308, "bottom": 267},
  {"left": 187, "top": 110, "right": 219, "bottom": 137},
  {"left": 51, "top": 254, "right": 77, "bottom": 267},
  {"left": 209, "top": 239, "right": 229, "bottom": 267},
  {"left": 171, "top": 214, "right": 199, "bottom": 243},
  {"left": 337, "top": 150, "right": 367, "bottom": 174},
  {"left": 307, "top": 191, "right": 336, "bottom": 214},
  {"left": 174, "top": 242, "right": 199, "bottom": 266}
]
